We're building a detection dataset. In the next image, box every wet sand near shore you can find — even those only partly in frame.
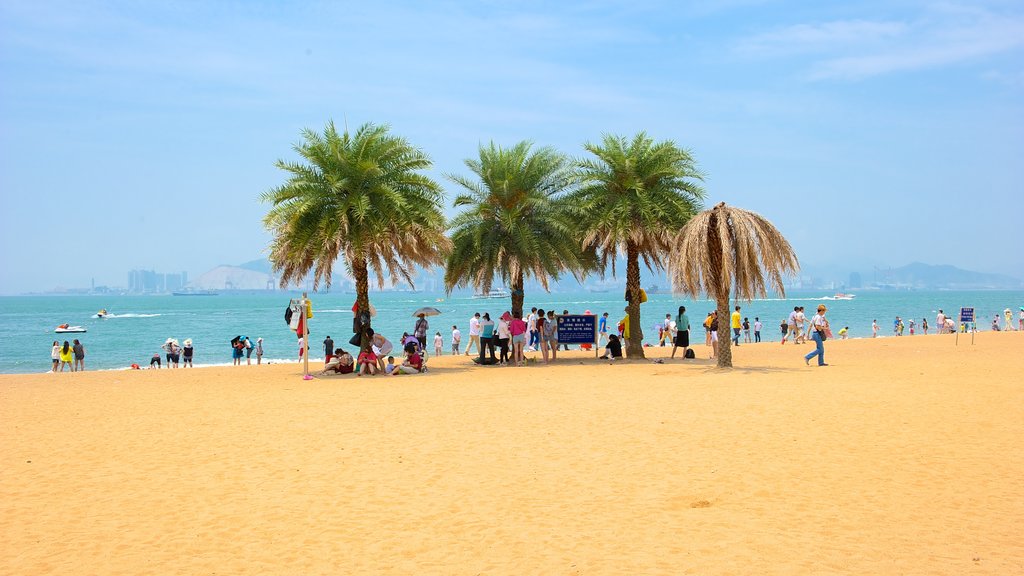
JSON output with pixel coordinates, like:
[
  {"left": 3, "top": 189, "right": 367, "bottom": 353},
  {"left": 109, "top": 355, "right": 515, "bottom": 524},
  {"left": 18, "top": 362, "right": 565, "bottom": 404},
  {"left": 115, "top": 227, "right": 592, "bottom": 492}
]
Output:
[{"left": 2, "top": 333, "right": 1022, "bottom": 574}]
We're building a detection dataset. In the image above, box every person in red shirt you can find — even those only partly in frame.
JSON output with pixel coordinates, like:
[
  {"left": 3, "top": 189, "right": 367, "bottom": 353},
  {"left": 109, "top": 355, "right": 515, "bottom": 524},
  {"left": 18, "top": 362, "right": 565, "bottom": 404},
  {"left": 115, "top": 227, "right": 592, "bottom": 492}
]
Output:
[
  {"left": 392, "top": 343, "right": 424, "bottom": 375},
  {"left": 509, "top": 311, "right": 528, "bottom": 366}
]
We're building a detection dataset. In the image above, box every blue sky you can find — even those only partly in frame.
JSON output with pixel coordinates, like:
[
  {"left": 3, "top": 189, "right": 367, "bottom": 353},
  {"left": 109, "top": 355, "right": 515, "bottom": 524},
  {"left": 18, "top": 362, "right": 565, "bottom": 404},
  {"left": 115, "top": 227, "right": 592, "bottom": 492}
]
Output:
[{"left": 1, "top": 0, "right": 1021, "bottom": 294}]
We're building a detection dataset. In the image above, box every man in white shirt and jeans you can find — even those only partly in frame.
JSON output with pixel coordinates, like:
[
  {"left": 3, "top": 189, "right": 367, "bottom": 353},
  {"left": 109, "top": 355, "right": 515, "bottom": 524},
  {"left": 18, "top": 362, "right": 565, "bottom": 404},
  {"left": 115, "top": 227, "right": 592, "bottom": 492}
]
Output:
[{"left": 465, "top": 312, "right": 481, "bottom": 355}]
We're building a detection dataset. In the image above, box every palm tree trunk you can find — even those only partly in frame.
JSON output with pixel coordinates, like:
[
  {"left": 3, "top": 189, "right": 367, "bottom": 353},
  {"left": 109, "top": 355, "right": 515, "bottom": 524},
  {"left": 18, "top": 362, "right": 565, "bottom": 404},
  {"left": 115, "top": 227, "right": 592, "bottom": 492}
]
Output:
[
  {"left": 707, "top": 210, "right": 732, "bottom": 368},
  {"left": 625, "top": 242, "right": 645, "bottom": 359},
  {"left": 511, "top": 270, "right": 525, "bottom": 318},
  {"left": 353, "top": 257, "right": 372, "bottom": 354}
]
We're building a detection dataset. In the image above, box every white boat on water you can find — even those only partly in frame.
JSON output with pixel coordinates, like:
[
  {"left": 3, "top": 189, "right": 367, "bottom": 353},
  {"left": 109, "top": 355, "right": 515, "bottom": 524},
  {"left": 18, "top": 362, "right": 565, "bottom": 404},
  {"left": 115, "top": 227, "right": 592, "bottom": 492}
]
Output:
[
  {"left": 55, "top": 325, "right": 87, "bottom": 333},
  {"left": 472, "top": 288, "right": 510, "bottom": 299},
  {"left": 833, "top": 293, "right": 856, "bottom": 300}
]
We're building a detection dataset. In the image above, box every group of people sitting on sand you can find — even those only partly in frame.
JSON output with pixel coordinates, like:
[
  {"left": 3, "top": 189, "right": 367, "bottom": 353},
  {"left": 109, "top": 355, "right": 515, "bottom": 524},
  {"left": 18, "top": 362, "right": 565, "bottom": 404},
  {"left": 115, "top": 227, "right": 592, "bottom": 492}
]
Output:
[{"left": 320, "top": 330, "right": 426, "bottom": 376}]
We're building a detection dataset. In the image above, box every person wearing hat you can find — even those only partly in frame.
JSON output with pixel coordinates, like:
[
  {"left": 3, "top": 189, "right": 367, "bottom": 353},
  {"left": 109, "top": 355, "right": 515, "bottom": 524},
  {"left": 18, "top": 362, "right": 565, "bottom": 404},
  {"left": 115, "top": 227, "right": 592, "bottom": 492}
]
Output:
[
  {"left": 182, "top": 339, "right": 194, "bottom": 367},
  {"left": 804, "top": 304, "right": 830, "bottom": 367}
]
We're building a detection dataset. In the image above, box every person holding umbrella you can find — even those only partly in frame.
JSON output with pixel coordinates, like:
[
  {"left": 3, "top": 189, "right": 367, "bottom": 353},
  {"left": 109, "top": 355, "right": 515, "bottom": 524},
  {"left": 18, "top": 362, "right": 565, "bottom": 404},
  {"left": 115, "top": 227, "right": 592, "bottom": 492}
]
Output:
[{"left": 411, "top": 306, "right": 441, "bottom": 357}]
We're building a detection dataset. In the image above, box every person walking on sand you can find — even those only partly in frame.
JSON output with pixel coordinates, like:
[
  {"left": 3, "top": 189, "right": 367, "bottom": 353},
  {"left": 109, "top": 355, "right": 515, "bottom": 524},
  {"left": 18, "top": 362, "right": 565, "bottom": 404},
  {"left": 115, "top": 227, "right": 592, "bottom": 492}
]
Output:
[
  {"left": 598, "top": 312, "right": 609, "bottom": 347},
  {"left": 50, "top": 340, "right": 60, "bottom": 372},
  {"left": 754, "top": 317, "right": 762, "bottom": 343},
  {"left": 804, "top": 305, "right": 830, "bottom": 367},
  {"left": 872, "top": 319, "right": 879, "bottom": 338},
  {"left": 671, "top": 305, "right": 690, "bottom": 359},
  {"left": 922, "top": 318, "right": 929, "bottom": 335},
  {"left": 466, "top": 312, "right": 481, "bottom": 355},
  {"left": 783, "top": 307, "right": 797, "bottom": 345},
  {"left": 322, "top": 335, "right": 334, "bottom": 363},
  {"left": 59, "top": 340, "right": 73, "bottom": 372},
  {"left": 527, "top": 307, "right": 539, "bottom": 352},
  {"left": 708, "top": 311, "right": 719, "bottom": 360},
  {"left": 742, "top": 317, "right": 751, "bottom": 343},
  {"left": 731, "top": 306, "right": 742, "bottom": 346},
  {"left": 546, "top": 310, "right": 560, "bottom": 360},
  {"left": 72, "top": 339, "right": 86, "bottom": 371},
  {"left": 255, "top": 337, "right": 263, "bottom": 365},
  {"left": 795, "top": 307, "right": 807, "bottom": 344},
  {"left": 451, "top": 325, "right": 461, "bottom": 355}
]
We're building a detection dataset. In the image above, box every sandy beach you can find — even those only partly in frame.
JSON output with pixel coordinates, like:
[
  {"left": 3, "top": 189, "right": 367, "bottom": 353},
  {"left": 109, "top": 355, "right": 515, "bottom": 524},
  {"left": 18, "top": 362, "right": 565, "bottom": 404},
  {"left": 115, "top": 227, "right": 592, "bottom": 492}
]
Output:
[{"left": 2, "top": 333, "right": 1022, "bottom": 575}]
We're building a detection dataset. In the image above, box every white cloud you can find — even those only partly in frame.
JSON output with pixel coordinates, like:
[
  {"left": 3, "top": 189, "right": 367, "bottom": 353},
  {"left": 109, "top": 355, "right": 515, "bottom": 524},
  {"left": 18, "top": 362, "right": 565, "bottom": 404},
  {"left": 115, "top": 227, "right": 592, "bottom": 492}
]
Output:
[{"left": 735, "top": 3, "right": 1024, "bottom": 80}]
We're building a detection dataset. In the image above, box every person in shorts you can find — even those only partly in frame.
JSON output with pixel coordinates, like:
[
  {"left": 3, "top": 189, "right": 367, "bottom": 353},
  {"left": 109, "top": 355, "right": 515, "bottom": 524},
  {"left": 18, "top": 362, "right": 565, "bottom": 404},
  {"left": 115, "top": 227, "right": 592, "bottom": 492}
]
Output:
[
  {"left": 182, "top": 339, "right": 194, "bottom": 367},
  {"left": 544, "top": 310, "right": 558, "bottom": 361},
  {"left": 150, "top": 353, "right": 162, "bottom": 369},
  {"left": 51, "top": 340, "right": 60, "bottom": 372}
]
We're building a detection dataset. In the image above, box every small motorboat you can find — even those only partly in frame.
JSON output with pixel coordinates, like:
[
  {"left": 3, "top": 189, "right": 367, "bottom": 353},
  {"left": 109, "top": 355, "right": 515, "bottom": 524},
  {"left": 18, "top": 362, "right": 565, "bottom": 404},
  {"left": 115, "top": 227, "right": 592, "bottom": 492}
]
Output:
[
  {"left": 833, "top": 293, "right": 856, "bottom": 300},
  {"left": 95, "top": 309, "right": 110, "bottom": 318},
  {"left": 55, "top": 324, "right": 87, "bottom": 333}
]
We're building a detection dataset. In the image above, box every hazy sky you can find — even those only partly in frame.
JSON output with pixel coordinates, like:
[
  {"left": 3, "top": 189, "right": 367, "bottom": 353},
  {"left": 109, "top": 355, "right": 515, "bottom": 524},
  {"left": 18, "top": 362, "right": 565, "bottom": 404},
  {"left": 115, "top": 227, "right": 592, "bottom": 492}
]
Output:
[{"left": 2, "top": 0, "right": 1022, "bottom": 294}]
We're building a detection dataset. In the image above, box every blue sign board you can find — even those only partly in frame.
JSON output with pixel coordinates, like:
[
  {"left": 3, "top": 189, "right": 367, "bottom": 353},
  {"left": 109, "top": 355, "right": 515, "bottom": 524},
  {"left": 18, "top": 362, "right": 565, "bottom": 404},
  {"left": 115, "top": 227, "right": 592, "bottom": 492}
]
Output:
[
  {"left": 557, "top": 314, "right": 597, "bottom": 345},
  {"left": 959, "top": 307, "right": 975, "bottom": 324}
]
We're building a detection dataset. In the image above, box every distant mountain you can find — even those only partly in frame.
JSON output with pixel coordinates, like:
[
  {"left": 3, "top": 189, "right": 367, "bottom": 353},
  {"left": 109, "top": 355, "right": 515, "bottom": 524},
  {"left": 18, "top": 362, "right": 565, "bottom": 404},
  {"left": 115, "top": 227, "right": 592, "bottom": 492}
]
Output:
[
  {"left": 881, "top": 262, "right": 1021, "bottom": 289},
  {"left": 237, "top": 258, "right": 274, "bottom": 274}
]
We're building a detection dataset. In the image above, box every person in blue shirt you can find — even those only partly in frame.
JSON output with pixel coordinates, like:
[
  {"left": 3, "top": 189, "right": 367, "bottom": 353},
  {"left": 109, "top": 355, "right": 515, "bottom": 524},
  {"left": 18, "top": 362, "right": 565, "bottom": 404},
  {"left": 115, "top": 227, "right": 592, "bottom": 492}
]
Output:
[{"left": 598, "top": 312, "right": 609, "bottom": 347}]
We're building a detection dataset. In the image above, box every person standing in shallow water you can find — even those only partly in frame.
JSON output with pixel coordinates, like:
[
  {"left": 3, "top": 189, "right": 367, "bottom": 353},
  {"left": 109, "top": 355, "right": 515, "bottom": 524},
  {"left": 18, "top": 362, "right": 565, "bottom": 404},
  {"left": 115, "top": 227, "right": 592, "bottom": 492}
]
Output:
[{"left": 804, "top": 305, "right": 830, "bottom": 367}]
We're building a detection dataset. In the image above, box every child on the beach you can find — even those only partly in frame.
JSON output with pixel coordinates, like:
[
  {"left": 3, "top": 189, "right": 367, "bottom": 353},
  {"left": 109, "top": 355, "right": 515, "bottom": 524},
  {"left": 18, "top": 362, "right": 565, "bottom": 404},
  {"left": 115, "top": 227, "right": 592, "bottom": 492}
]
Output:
[
  {"left": 451, "top": 325, "right": 461, "bottom": 354},
  {"left": 384, "top": 356, "right": 396, "bottom": 374},
  {"left": 838, "top": 327, "right": 848, "bottom": 339},
  {"left": 434, "top": 331, "right": 443, "bottom": 356}
]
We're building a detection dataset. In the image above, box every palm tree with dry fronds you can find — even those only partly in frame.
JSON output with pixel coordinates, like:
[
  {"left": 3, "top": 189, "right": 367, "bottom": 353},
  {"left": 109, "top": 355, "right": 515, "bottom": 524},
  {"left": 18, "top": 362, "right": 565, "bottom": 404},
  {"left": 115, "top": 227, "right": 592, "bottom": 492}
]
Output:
[
  {"left": 668, "top": 202, "right": 799, "bottom": 368},
  {"left": 568, "top": 132, "right": 705, "bottom": 359},
  {"left": 262, "top": 121, "right": 451, "bottom": 351}
]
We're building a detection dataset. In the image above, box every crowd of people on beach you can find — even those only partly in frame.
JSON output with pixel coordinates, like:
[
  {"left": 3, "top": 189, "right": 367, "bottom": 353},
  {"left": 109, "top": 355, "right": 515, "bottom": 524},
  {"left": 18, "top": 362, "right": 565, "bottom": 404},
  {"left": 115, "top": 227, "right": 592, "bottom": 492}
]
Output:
[{"left": 47, "top": 303, "right": 1024, "bottom": 373}]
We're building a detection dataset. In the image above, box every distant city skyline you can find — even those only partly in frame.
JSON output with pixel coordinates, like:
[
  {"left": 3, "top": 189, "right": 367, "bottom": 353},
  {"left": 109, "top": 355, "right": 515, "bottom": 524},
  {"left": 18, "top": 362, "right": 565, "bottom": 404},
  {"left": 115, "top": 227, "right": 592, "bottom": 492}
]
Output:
[{"left": 2, "top": 1, "right": 1022, "bottom": 295}]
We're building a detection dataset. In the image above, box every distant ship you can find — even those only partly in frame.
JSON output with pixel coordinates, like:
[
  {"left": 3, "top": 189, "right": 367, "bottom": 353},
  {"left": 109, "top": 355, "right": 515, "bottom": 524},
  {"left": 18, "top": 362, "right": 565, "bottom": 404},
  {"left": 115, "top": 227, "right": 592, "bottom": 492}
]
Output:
[
  {"left": 587, "top": 287, "right": 610, "bottom": 293},
  {"left": 472, "top": 288, "right": 510, "bottom": 299},
  {"left": 172, "top": 288, "right": 219, "bottom": 296}
]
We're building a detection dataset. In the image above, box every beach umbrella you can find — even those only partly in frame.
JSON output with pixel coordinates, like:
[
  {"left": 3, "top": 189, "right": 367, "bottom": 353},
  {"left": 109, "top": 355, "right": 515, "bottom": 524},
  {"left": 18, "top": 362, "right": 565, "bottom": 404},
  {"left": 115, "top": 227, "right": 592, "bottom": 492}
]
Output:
[{"left": 412, "top": 306, "right": 442, "bottom": 317}]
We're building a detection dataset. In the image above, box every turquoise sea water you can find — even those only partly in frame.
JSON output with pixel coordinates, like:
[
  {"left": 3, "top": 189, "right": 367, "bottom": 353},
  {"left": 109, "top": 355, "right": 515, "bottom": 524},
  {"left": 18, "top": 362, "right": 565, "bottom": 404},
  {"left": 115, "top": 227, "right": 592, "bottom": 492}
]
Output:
[{"left": 1, "top": 289, "right": 1021, "bottom": 374}]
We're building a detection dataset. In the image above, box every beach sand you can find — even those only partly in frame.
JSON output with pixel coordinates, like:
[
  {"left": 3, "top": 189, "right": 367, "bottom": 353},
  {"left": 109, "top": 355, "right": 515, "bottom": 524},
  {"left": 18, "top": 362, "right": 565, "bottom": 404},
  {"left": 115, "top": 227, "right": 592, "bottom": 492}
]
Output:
[{"left": 2, "top": 333, "right": 1022, "bottom": 574}]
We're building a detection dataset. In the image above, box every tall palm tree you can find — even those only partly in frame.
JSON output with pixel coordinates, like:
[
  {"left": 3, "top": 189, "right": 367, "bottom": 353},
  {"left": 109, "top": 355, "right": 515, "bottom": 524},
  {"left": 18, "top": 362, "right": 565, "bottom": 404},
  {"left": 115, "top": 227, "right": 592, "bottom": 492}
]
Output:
[
  {"left": 667, "top": 202, "right": 799, "bottom": 368},
  {"left": 262, "top": 121, "right": 450, "bottom": 351},
  {"left": 568, "top": 132, "right": 705, "bottom": 359},
  {"left": 444, "top": 141, "right": 589, "bottom": 317}
]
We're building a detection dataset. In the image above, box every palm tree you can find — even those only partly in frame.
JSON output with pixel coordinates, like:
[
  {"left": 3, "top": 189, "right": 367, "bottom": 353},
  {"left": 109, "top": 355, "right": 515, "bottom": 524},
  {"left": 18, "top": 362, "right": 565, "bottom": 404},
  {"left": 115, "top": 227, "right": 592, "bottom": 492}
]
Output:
[
  {"left": 667, "top": 202, "right": 799, "bottom": 368},
  {"left": 262, "top": 121, "right": 450, "bottom": 351},
  {"left": 444, "top": 141, "right": 590, "bottom": 317},
  {"left": 568, "top": 132, "right": 705, "bottom": 359}
]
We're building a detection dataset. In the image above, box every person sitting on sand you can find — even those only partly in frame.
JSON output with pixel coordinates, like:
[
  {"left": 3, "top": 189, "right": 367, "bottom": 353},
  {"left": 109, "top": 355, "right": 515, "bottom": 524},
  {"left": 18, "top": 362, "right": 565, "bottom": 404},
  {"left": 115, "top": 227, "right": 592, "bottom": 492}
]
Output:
[
  {"left": 384, "top": 356, "right": 396, "bottom": 374},
  {"left": 321, "top": 348, "right": 355, "bottom": 374},
  {"left": 600, "top": 334, "right": 623, "bottom": 360},
  {"left": 392, "top": 343, "right": 424, "bottom": 375},
  {"left": 356, "top": 348, "right": 378, "bottom": 375}
]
